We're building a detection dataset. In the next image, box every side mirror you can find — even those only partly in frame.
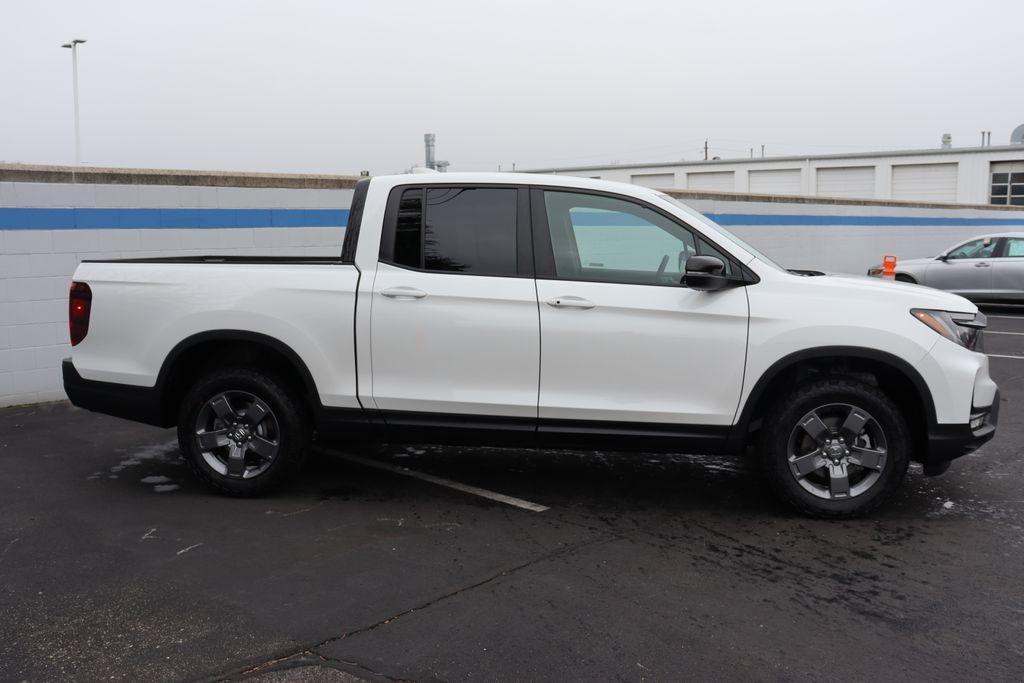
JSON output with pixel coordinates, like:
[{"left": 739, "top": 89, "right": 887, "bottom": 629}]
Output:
[
  {"left": 683, "top": 255, "right": 731, "bottom": 291},
  {"left": 936, "top": 253, "right": 949, "bottom": 262}
]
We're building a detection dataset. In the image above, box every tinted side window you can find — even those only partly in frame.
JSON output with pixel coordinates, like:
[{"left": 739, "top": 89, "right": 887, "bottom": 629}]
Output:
[
  {"left": 388, "top": 187, "right": 518, "bottom": 276},
  {"left": 424, "top": 188, "right": 517, "bottom": 275},
  {"left": 394, "top": 189, "right": 423, "bottom": 268}
]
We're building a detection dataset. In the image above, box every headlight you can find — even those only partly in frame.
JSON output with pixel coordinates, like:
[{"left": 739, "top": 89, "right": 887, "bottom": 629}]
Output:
[
  {"left": 866, "top": 267, "right": 883, "bottom": 276},
  {"left": 911, "top": 309, "right": 986, "bottom": 350}
]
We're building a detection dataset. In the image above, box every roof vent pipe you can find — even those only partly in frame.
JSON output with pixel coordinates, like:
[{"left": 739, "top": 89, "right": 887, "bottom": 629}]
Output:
[
  {"left": 941, "top": 133, "right": 951, "bottom": 148},
  {"left": 424, "top": 133, "right": 437, "bottom": 170}
]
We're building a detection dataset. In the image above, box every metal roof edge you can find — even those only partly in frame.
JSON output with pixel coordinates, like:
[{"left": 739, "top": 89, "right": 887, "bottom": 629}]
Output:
[
  {"left": 526, "top": 144, "right": 1024, "bottom": 173},
  {"left": 0, "top": 163, "right": 362, "bottom": 189}
]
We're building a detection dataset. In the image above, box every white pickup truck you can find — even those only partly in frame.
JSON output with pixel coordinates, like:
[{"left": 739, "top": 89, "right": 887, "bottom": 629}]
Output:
[{"left": 63, "top": 173, "right": 999, "bottom": 517}]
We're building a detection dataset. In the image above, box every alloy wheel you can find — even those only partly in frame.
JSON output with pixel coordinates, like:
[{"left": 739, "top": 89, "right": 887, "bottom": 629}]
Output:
[
  {"left": 194, "top": 391, "right": 280, "bottom": 479},
  {"left": 786, "top": 403, "right": 888, "bottom": 500}
]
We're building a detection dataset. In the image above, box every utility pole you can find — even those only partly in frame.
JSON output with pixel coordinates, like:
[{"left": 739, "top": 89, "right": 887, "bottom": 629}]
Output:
[
  {"left": 61, "top": 39, "right": 86, "bottom": 165},
  {"left": 703, "top": 139, "right": 708, "bottom": 161},
  {"left": 761, "top": 144, "right": 765, "bottom": 158}
]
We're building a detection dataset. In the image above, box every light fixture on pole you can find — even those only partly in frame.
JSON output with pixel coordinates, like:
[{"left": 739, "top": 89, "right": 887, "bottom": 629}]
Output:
[{"left": 61, "top": 39, "right": 86, "bottom": 165}]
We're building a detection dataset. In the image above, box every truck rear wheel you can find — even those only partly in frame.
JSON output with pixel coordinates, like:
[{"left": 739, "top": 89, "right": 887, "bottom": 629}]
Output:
[
  {"left": 760, "top": 378, "right": 910, "bottom": 518},
  {"left": 177, "top": 368, "right": 310, "bottom": 496}
]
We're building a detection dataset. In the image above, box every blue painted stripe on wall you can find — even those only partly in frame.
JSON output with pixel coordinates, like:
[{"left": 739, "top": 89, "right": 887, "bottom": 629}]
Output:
[
  {"left": 564, "top": 209, "right": 1024, "bottom": 228},
  {"left": 0, "top": 207, "right": 350, "bottom": 230},
  {"left": 704, "top": 213, "right": 1024, "bottom": 227},
  {"left": 2, "top": 206, "right": 1023, "bottom": 230}
]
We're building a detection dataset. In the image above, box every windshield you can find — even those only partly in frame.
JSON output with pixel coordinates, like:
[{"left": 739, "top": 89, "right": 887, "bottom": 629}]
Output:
[{"left": 656, "top": 193, "right": 787, "bottom": 272}]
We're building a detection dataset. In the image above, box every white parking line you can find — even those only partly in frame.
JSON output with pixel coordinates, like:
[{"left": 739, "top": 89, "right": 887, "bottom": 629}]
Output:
[
  {"left": 333, "top": 452, "right": 550, "bottom": 512},
  {"left": 985, "top": 330, "right": 1024, "bottom": 336},
  {"left": 987, "top": 354, "right": 1024, "bottom": 360},
  {"left": 985, "top": 314, "right": 1024, "bottom": 319}
]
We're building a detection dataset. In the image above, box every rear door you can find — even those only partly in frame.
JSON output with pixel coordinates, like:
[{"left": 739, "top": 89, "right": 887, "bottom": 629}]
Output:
[
  {"left": 991, "top": 236, "right": 1024, "bottom": 301},
  {"left": 532, "top": 188, "right": 749, "bottom": 436},
  {"left": 925, "top": 237, "right": 999, "bottom": 297},
  {"left": 369, "top": 185, "right": 539, "bottom": 420}
]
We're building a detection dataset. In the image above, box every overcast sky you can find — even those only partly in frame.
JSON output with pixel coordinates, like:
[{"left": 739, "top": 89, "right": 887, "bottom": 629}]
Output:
[{"left": 2, "top": 0, "right": 1022, "bottom": 175}]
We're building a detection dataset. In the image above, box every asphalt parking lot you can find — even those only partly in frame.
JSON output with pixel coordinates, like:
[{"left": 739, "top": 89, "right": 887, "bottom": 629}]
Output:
[{"left": 3, "top": 310, "right": 1024, "bottom": 682}]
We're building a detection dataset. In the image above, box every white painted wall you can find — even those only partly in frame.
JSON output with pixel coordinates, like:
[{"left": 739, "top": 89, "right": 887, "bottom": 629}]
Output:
[
  {"left": 4, "top": 174, "right": 1024, "bottom": 408},
  {"left": 677, "top": 196, "right": 1024, "bottom": 273},
  {"left": 1, "top": 181, "right": 352, "bottom": 407}
]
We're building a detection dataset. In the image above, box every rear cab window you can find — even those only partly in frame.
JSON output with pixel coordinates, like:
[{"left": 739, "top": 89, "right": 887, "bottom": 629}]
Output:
[{"left": 381, "top": 185, "right": 526, "bottom": 277}]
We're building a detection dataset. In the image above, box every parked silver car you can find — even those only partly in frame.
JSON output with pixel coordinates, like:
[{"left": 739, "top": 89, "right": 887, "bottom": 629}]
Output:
[{"left": 868, "top": 232, "right": 1024, "bottom": 302}]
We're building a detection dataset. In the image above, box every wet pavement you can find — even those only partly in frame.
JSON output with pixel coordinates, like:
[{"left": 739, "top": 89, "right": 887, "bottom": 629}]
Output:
[{"left": 2, "top": 308, "right": 1023, "bottom": 681}]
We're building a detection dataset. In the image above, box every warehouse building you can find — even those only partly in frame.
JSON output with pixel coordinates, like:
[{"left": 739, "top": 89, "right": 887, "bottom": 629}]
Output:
[{"left": 530, "top": 137, "right": 1024, "bottom": 206}]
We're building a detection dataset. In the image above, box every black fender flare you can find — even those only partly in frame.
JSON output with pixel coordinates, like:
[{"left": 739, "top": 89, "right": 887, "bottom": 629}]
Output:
[
  {"left": 728, "top": 345, "right": 936, "bottom": 449},
  {"left": 156, "top": 329, "right": 321, "bottom": 410}
]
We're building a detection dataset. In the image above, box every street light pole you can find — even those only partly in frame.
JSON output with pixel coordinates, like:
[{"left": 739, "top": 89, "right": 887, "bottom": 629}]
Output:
[{"left": 61, "top": 39, "right": 86, "bottom": 165}]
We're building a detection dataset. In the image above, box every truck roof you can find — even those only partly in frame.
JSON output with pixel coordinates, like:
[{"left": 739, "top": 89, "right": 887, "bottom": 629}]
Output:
[{"left": 371, "top": 171, "right": 656, "bottom": 197}]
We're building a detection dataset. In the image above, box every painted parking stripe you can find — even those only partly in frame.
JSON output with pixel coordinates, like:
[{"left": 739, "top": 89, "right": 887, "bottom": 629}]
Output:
[
  {"left": 332, "top": 452, "right": 550, "bottom": 512},
  {"left": 985, "top": 330, "right": 1024, "bottom": 336},
  {"left": 987, "top": 354, "right": 1024, "bottom": 360}
]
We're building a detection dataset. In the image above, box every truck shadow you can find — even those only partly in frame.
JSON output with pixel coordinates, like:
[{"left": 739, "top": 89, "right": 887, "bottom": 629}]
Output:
[{"left": 301, "top": 443, "right": 949, "bottom": 520}]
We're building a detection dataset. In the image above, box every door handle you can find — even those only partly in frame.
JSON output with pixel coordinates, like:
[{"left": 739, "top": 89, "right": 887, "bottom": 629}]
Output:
[
  {"left": 381, "top": 286, "right": 427, "bottom": 299},
  {"left": 975, "top": 262, "right": 991, "bottom": 268},
  {"left": 546, "top": 296, "right": 595, "bottom": 309}
]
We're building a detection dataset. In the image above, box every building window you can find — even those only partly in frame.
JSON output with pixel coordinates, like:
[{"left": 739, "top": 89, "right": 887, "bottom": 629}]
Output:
[{"left": 990, "top": 168, "right": 1024, "bottom": 206}]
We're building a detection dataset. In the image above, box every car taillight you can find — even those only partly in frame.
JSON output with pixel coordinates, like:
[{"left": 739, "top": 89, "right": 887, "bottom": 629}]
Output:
[{"left": 69, "top": 282, "right": 92, "bottom": 346}]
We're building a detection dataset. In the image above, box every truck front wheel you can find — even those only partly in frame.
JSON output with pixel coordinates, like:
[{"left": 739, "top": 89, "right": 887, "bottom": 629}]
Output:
[
  {"left": 760, "top": 378, "right": 910, "bottom": 518},
  {"left": 177, "top": 368, "right": 310, "bottom": 496}
]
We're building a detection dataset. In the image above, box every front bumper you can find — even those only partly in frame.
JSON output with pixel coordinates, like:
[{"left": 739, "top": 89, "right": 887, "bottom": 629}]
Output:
[{"left": 923, "top": 389, "right": 1000, "bottom": 475}]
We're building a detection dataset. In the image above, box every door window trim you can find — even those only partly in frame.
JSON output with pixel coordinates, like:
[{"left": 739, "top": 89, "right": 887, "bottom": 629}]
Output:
[
  {"left": 379, "top": 183, "right": 534, "bottom": 278},
  {"left": 529, "top": 186, "right": 756, "bottom": 287}
]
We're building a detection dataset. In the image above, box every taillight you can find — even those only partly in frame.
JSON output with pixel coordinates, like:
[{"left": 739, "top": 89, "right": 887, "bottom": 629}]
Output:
[{"left": 69, "top": 282, "right": 92, "bottom": 346}]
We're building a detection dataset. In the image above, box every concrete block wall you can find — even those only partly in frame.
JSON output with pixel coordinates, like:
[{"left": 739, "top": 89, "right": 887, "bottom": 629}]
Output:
[{"left": 1, "top": 165, "right": 356, "bottom": 407}]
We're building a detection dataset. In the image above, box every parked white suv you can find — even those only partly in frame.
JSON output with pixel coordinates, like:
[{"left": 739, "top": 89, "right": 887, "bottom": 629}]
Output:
[{"left": 63, "top": 173, "right": 999, "bottom": 517}]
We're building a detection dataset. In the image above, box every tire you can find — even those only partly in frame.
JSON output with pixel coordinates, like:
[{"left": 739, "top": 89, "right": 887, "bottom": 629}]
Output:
[
  {"left": 759, "top": 377, "right": 910, "bottom": 519},
  {"left": 177, "top": 367, "right": 310, "bottom": 496}
]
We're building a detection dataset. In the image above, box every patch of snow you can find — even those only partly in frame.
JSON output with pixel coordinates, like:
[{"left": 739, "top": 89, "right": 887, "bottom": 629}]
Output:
[
  {"left": 140, "top": 475, "right": 172, "bottom": 484},
  {"left": 153, "top": 484, "right": 179, "bottom": 493}
]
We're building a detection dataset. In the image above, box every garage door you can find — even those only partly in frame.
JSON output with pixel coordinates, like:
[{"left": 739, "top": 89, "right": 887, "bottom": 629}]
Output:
[
  {"left": 630, "top": 173, "right": 676, "bottom": 189},
  {"left": 748, "top": 169, "right": 802, "bottom": 195},
  {"left": 815, "top": 166, "right": 875, "bottom": 199},
  {"left": 687, "top": 171, "right": 735, "bottom": 192},
  {"left": 891, "top": 163, "right": 958, "bottom": 202}
]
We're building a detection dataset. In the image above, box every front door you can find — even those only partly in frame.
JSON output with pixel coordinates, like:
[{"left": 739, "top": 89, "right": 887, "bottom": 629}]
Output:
[
  {"left": 369, "top": 185, "right": 539, "bottom": 419},
  {"left": 532, "top": 189, "right": 749, "bottom": 432},
  {"left": 926, "top": 237, "right": 1000, "bottom": 297}
]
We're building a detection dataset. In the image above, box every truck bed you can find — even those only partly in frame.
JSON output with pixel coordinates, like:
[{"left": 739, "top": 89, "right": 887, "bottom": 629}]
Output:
[{"left": 69, "top": 259, "right": 362, "bottom": 410}]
